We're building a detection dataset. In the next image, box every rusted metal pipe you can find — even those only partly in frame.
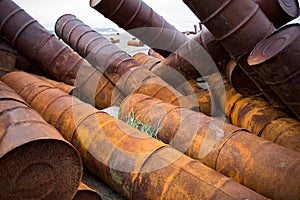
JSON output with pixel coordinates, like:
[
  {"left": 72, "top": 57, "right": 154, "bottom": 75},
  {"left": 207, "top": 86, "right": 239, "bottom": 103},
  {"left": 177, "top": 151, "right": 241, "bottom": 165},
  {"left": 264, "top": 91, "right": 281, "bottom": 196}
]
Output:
[
  {"left": 0, "top": 80, "right": 82, "bottom": 199},
  {"left": 2, "top": 71, "right": 267, "bottom": 200},
  {"left": 34, "top": 74, "right": 75, "bottom": 95},
  {"left": 119, "top": 93, "right": 300, "bottom": 199},
  {"left": 183, "top": 0, "right": 275, "bottom": 57},
  {"left": 73, "top": 182, "right": 102, "bottom": 200},
  {"left": 127, "top": 39, "right": 144, "bottom": 47},
  {"left": 219, "top": 59, "right": 262, "bottom": 96},
  {"left": 148, "top": 49, "right": 164, "bottom": 61},
  {"left": 132, "top": 52, "right": 161, "bottom": 70},
  {"left": 255, "top": 0, "right": 299, "bottom": 28},
  {"left": 248, "top": 23, "right": 300, "bottom": 120},
  {"left": 0, "top": 37, "right": 16, "bottom": 76},
  {"left": 207, "top": 73, "right": 300, "bottom": 152},
  {"left": 55, "top": 14, "right": 199, "bottom": 110},
  {"left": 0, "top": 0, "right": 124, "bottom": 109},
  {"left": 90, "top": 0, "right": 187, "bottom": 57}
]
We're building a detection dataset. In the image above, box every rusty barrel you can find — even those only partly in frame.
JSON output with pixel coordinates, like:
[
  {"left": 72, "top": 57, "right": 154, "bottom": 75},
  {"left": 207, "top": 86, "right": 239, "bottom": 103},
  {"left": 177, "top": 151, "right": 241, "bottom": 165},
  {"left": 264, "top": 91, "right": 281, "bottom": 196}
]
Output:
[
  {"left": 197, "top": 27, "right": 229, "bottom": 64},
  {"left": 0, "top": 37, "right": 16, "bottom": 75},
  {"left": 34, "top": 75, "right": 75, "bottom": 95},
  {"left": 127, "top": 39, "right": 144, "bottom": 47},
  {"left": 90, "top": 0, "right": 187, "bottom": 57},
  {"left": 148, "top": 49, "right": 164, "bottom": 61},
  {"left": 0, "top": 81, "right": 82, "bottom": 199},
  {"left": 183, "top": 0, "right": 275, "bottom": 57},
  {"left": 55, "top": 14, "right": 199, "bottom": 110},
  {"left": 255, "top": 0, "right": 299, "bottom": 28},
  {"left": 237, "top": 54, "right": 288, "bottom": 109},
  {"left": 1, "top": 71, "right": 267, "bottom": 200},
  {"left": 119, "top": 93, "right": 300, "bottom": 199},
  {"left": 73, "top": 182, "right": 102, "bottom": 200},
  {"left": 132, "top": 52, "right": 161, "bottom": 70},
  {"left": 248, "top": 23, "right": 300, "bottom": 120},
  {"left": 207, "top": 73, "right": 300, "bottom": 152},
  {"left": 0, "top": 0, "right": 123, "bottom": 109},
  {"left": 219, "top": 59, "right": 262, "bottom": 96}
]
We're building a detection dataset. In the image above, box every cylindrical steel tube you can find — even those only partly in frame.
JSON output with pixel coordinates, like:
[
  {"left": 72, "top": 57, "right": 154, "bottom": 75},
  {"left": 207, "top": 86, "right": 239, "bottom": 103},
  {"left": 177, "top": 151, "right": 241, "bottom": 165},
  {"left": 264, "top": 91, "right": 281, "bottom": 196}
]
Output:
[
  {"left": 0, "top": 36, "right": 16, "bottom": 75},
  {"left": 34, "top": 74, "right": 75, "bottom": 95},
  {"left": 0, "top": 81, "right": 82, "bottom": 199},
  {"left": 119, "top": 93, "right": 300, "bottom": 199},
  {"left": 255, "top": 0, "right": 299, "bottom": 28},
  {"left": 148, "top": 49, "right": 164, "bottom": 61},
  {"left": 237, "top": 54, "right": 287, "bottom": 109},
  {"left": 55, "top": 14, "right": 199, "bottom": 110},
  {"left": 248, "top": 23, "right": 300, "bottom": 120},
  {"left": 73, "top": 182, "right": 102, "bottom": 200},
  {"left": 2, "top": 71, "right": 266, "bottom": 200},
  {"left": 0, "top": 0, "right": 124, "bottom": 109},
  {"left": 208, "top": 73, "right": 300, "bottom": 152},
  {"left": 132, "top": 52, "right": 161, "bottom": 70},
  {"left": 90, "top": 0, "right": 187, "bottom": 57},
  {"left": 219, "top": 59, "right": 262, "bottom": 96},
  {"left": 183, "top": 0, "right": 275, "bottom": 57}
]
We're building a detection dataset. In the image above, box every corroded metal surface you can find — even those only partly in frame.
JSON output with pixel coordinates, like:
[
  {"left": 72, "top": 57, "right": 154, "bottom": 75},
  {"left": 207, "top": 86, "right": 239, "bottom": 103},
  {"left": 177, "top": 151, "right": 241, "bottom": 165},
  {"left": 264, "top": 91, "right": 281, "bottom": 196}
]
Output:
[
  {"left": 248, "top": 24, "right": 300, "bottom": 120},
  {"left": 255, "top": 0, "right": 299, "bottom": 28},
  {"left": 0, "top": 0, "right": 123, "bottom": 109},
  {"left": 219, "top": 59, "right": 262, "bottom": 96},
  {"left": 2, "top": 71, "right": 266, "bottom": 200},
  {"left": 237, "top": 54, "right": 287, "bottom": 109},
  {"left": 148, "top": 49, "right": 164, "bottom": 61},
  {"left": 35, "top": 75, "right": 75, "bottom": 95},
  {"left": 90, "top": 0, "right": 187, "bottom": 57},
  {"left": 183, "top": 0, "right": 275, "bottom": 57},
  {"left": 119, "top": 93, "right": 300, "bottom": 199},
  {"left": 132, "top": 52, "right": 161, "bottom": 70},
  {"left": 73, "top": 182, "right": 102, "bottom": 200},
  {"left": 55, "top": 14, "right": 199, "bottom": 110},
  {"left": 0, "top": 81, "right": 82, "bottom": 199},
  {"left": 208, "top": 73, "right": 300, "bottom": 152},
  {"left": 0, "top": 37, "right": 16, "bottom": 75}
]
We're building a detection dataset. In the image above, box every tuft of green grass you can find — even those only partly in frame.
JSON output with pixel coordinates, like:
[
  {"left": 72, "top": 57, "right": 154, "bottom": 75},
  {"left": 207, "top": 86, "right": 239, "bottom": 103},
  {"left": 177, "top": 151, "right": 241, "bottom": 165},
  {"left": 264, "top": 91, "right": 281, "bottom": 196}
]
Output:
[{"left": 126, "top": 111, "right": 160, "bottom": 140}]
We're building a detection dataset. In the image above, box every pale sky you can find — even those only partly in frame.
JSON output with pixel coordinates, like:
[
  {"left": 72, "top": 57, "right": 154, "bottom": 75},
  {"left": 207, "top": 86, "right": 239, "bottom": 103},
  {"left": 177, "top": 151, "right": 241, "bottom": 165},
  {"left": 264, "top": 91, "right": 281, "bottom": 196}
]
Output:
[
  {"left": 12, "top": 0, "right": 200, "bottom": 32},
  {"left": 11, "top": 0, "right": 300, "bottom": 32}
]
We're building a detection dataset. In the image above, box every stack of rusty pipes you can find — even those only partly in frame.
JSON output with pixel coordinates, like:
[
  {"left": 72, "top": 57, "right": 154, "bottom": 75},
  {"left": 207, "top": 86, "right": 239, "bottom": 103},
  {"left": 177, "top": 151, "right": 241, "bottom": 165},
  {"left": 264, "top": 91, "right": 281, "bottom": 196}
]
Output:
[
  {"left": 0, "top": 0, "right": 123, "bottom": 109},
  {"left": 207, "top": 73, "right": 300, "bottom": 152},
  {"left": 55, "top": 14, "right": 198, "bottom": 110},
  {"left": 132, "top": 51, "right": 300, "bottom": 151},
  {"left": 248, "top": 24, "right": 300, "bottom": 120},
  {"left": 119, "top": 93, "right": 300, "bottom": 199},
  {"left": 1, "top": 71, "right": 267, "bottom": 200},
  {"left": 0, "top": 81, "right": 82, "bottom": 199},
  {"left": 183, "top": 0, "right": 299, "bottom": 112},
  {"left": 0, "top": 36, "right": 44, "bottom": 75},
  {"left": 89, "top": 0, "right": 187, "bottom": 57}
]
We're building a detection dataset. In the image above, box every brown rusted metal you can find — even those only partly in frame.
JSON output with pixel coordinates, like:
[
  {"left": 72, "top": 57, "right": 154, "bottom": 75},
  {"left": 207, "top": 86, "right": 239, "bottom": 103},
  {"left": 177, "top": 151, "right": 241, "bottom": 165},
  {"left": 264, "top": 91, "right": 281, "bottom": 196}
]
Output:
[
  {"left": 219, "top": 59, "right": 262, "bottom": 96},
  {"left": 237, "top": 54, "right": 288, "bottom": 109},
  {"left": 119, "top": 93, "right": 300, "bottom": 199},
  {"left": 55, "top": 14, "right": 199, "bottom": 110},
  {"left": 255, "top": 0, "right": 299, "bottom": 28},
  {"left": 0, "top": 0, "right": 124, "bottom": 109},
  {"left": 132, "top": 52, "right": 161, "bottom": 70},
  {"left": 2, "top": 71, "right": 267, "bottom": 200},
  {"left": 34, "top": 75, "right": 75, "bottom": 94},
  {"left": 183, "top": 0, "right": 275, "bottom": 57},
  {"left": 148, "top": 49, "right": 164, "bottom": 61},
  {"left": 90, "top": 0, "right": 187, "bottom": 57},
  {"left": 0, "top": 37, "right": 16, "bottom": 76},
  {"left": 207, "top": 73, "right": 300, "bottom": 152},
  {"left": 0, "top": 81, "right": 82, "bottom": 199},
  {"left": 127, "top": 39, "right": 144, "bottom": 47},
  {"left": 197, "top": 27, "right": 229, "bottom": 63},
  {"left": 73, "top": 182, "right": 102, "bottom": 200},
  {"left": 248, "top": 23, "right": 300, "bottom": 120}
]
